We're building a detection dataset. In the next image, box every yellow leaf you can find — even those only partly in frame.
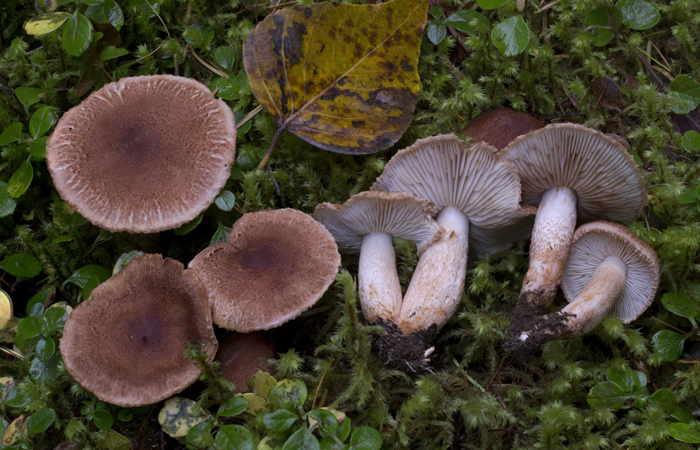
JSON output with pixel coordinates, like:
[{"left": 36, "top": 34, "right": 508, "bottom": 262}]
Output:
[
  {"left": 243, "top": 0, "right": 428, "bottom": 155},
  {"left": 249, "top": 370, "right": 277, "bottom": 399},
  {"left": 96, "top": 429, "right": 131, "bottom": 450},
  {"left": 2, "top": 415, "right": 28, "bottom": 447},
  {"left": 0, "top": 290, "right": 12, "bottom": 330},
  {"left": 240, "top": 393, "right": 266, "bottom": 415},
  {"left": 23, "top": 12, "right": 71, "bottom": 36},
  {"left": 157, "top": 397, "right": 206, "bottom": 438}
]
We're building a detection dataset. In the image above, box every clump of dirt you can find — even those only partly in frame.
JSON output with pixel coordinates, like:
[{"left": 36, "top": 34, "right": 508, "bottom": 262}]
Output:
[
  {"left": 371, "top": 318, "right": 438, "bottom": 373},
  {"left": 503, "top": 310, "right": 574, "bottom": 357}
]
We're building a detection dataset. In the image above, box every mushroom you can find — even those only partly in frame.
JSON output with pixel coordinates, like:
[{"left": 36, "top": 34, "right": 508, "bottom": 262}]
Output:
[
  {"left": 506, "top": 221, "right": 660, "bottom": 353},
  {"left": 189, "top": 208, "right": 341, "bottom": 332},
  {"left": 313, "top": 191, "right": 442, "bottom": 325},
  {"left": 47, "top": 75, "right": 236, "bottom": 233},
  {"left": 498, "top": 124, "right": 647, "bottom": 339},
  {"left": 371, "top": 135, "right": 535, "bottom": 345},
  {"left": 464, "top": 108, "right": 544, "bottom": 150},
  {"left": 60, "top": 254, "right": 218, "bottom": 407},
  {"left": 216, "top": 332, "right": 277, "bottom": 392}
]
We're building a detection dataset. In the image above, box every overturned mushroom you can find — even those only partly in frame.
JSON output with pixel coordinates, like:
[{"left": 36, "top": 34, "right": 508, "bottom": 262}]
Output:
[
  {"left": 60, "top": 254, "right": 218, "bottom": 407},
  {"left": 47, "top": 75, "right": 236, "bottom": 233},
  {"left": 314, "top": 191, "right": 442, "bottom": 324},
  {"left": 189, "top": 209, "right": 341, "bottom": 332},
  {"left": 498, "top": 124, "right": 647, "bottom": 340},
  {"left": 505, "top": 221, "right": 660, "bottom": 353}
]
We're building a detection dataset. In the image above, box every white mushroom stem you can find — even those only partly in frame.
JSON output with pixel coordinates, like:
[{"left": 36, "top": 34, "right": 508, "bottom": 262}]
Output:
[
  {"left": 397, "top": 206, "right": 469, "bottom": 334},
  {"left": 358, "top": 232, "right": 402, "bottom": 323},
  {"left": 516, "top": 187, "right": 578, "bottom": 316},
  {"left": 518, "top": 255, "right": 627, "bottom": 343}
]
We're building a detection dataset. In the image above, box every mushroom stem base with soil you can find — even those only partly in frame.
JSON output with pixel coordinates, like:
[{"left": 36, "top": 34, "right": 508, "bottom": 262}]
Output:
[
  {"left": 506, "top": 255, "right": 628, "bottom": 354},
  {"left": 508, "top": 187, "right": 577, "bottom": 339},
  {"left": 359, "top": 232, "right": 402, "bottom": 323}
]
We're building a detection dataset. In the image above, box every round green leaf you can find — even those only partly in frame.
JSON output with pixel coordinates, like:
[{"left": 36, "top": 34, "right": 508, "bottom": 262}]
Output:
[
  {"left": 27, "top": 407, "right": 56, "bottom": 436},
  {"left": 669, "top": 423, "right": 700, "bottom": 444},
  {"left": 3, "top": 385, "right": 30, "bottom": 408},
  {"left": 99, "top": 45, "right": 128, "bottom": 60},
  {"left": 445, "top": 10, "right": 490, "bottom": 34},
  {"left": 217, "top": 396, "right": 249, "bottom": 417},
  {"left": 679, "top": 187, "right": 698, "bottom": 204},
  {"left": 649, "top": 388, "right": 679, "bottom": 414},
  {"left": 491, "top": 15, "right": 530, "bottom": 57},
  {"left": 15, "top": 87, "right": 43, "bottom": 112},
  {"left": 283, "top": 428, "right": 320, "bottom": 450},
  {"left": 29, "top": 136, "right": 48, "bottom": 159},
  {"left": 617, "top": 0, "right": 659, "bottom": 30},
  {"left": 583, "top": 6, "right": 613, "bottom": 47},
  {"left": 0, "top": 253, "right": 42, "bottom": 278},
  {"left": 263, "top": 408, "right": 298, "bottom": 432},
  {"left": 349, "top": 426, "right": 382, "bottom": 450},
  {"left": 651, "top": 330, "right": 687, "bottom": 361},
  {"left": 268, "top": 379, "right": 308, "bottom": 411},
  {"left": 85, "top": 0, "right": 124, "bottom": 30},
  {"left": 7, "top": 158, "right": 33, "bottom": 198},
  {"left": 62, "top": 12, "right": 93, "bottom": 57},
  {"left": 17, "top": 316, "right": 43, "bottom": 339},
  {"left": 477, "top": 0, "right": 510, "bottom": 10},
  {"left": 213, "top": 46, "right": 236, "bottom": 71},
  {"left": 682, "top": 130, "right": 700, "bottom": 153},
  {"left": 93, "top": 409, "right": 114, "bottom": 430},
  {"left": 23, "top": 12, "right": 71, "bottom": 36},
  {"left": 0, "top": 122, "right": 22, "bottom": 146},
  {"left": 586, "top": 381, "right": 628, "bottom": 409},
  {"left": 426, "top": 23, "right": 447, "bottom": 45},
  {"left": 29, "top": 106, "right": 57, "bottom": 139},
  {"left": 64, "top": 265, "right": 111, "bottom": 289},
  {"left": 214, "top": 425, "right": 255, "bottom": 450},
  {"left": 0, "top": 181, "right": 17, "bottom": 218},
  {"left": 112, "top": 251, "right": 144, "bottom": 275},
  {"left": 661, "top": 292, "right": 699, "bottom": 320},
  {"left": 36, "top": 338, "right": 56, "bottom": 363},
  {"left": 215, "top": 190, "right": 236, "bottom": 211},
  {"left": 308, "top": 409, "right": 338, "bottom": 435},
  {"left": 174, "top": 213, "right": 203, "bottom": 235},
  {"left": 157, "top": 397, "right": 207, "bottom": 438},
  {"left": 668, "top": 74, "right": 700, "bottom": 115}
]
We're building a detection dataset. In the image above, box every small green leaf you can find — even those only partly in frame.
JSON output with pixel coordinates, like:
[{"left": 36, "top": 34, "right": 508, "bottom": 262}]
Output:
[
  {"left": 27, "top": 407, "right": 56, "bottom": 435},
  {"left": 283, "top": 428, "right": 320, "bottom": 450},
  {"left": 587, "top": 381, "right": 629, "bottom": 409},
  {"left": 99, "top": 45, "right": 128, "bottom": 60},
  {"left": 491, "top": 15, "right": 530, "bottom": 57},
  {"left": 64, "top": 265, "right": 111, "bottom": 289},
  {"left": 445, "top": 10, "right": 490, "bottom": 34},
  {"left": 44, "top": 306, "right": 69, "bottom": 331},
  {"left": 17, "top": 316, "right": 43, "bottom": 339},
  {"left": 583, "top": 6, "right": 614, "bottom": 47},
  {"left": 214, "top": 424, "right": 255, "bottom": 450},
  {"left": 62, "top": 12, "right": 93, "bottom": 57},
  {"left": 157, "top": 397, "right": 207, "bottom": 438},
  {"left": 267, "top": 379, "right": 308, "bottom": 411},
  {"left": 29, "top": 136, "right": 48, "bottom": 159},
  {"left": 0, "top": 122, "right": 23, "bottom": 146},
  {"left": 308, "top": 409, "right": 338, "bottom": 435},
  {"left": 36, "top": 338, "right": 56, "bottom": 362},
  {"left": 93, "top": 409, "right": 114, "bottom": 430},
  {"left": 682, "top": 130, "right": 700, "bottom": 153},
  {"left": 652, "top": 330, "right": 687, "bottom": 361},
  {"left": 23, "top": 12, "right": 71, "bottom": 36},
  {"left": 112, "top": 251, "right": 144, "bottom": 275},
  {"left": 263, "top": 409, "right": 298, "bottom": 432},
  {"left": 7, "top": 158, "right": 33, "bottom": 198},
  {"left": 0, "top": 181, "right": 17, "bottom": 218},
  {"left": 0, "top": 253, "right": 42, "bottom": 278},
  {"left": 661, "top": 292, "right": 699, "bottom": 320},
  {"left": 174, "top": 213, "right": 203, "bottom": 235},
  {"left": 607, "top": 366, "right": 646, "bottom": 394},
  {"left": 668, "top": 75, "right": 700, "bottom": 115},
  {"left": 15, "top": 87, "right": 44, "bottom": 113},
  {"left": 29, "top": 106, "right": 57, "bottom": 139},
  {"left": 617, "top": 0, "right": 659, "bottom": 30},
  {"left": 209, "top": 75, "right": 248, "bottom": 100},
  {"left": 477, "top": 0, "right": 510, "bottom": 10},
  {"left": 26, "top": 288, "right": 53, "bottom": 316},
  {"left": 210, "top": 223, "right": 231, "bottom": 245},
  {"left": 187, "top": 421, "right": 214, "bottom": 448},
  {"left": 215, "top": 190, "right": 236, "bottom": 211},
  {"left": 669, "top": 423, "right": 700, "bottom": 444},
  {"left": 85, "top": 0, "right": 124, "bottom": 29},
  {"left": 213, "top": 46, "right": 236, "bottom": 71},
  {"left": 649, "top": 388, "right": 678, "bottom": 414},
  {"left": 3, "top": 385, "right": 30, "bottom": 408},
  {"left": 429, "top": 6, "right": 443, "bottom": 18},
  {"left": 217, "top": 396, "right": 249, "bottom": 417},
  {"left": 82, "top": 0, "right": 104, "bottom": 5},
  {"left": 679, "top": 187, "right": 698, "bottom": 204},
  {"left": 348, "top": 427, "right": 382, "bottom": 450},
  {"left": 183, "top": 23, "right": 214, "bottom": 49},
  {"left": 426, "top": 23, "right": 447, "bottom": 45}
]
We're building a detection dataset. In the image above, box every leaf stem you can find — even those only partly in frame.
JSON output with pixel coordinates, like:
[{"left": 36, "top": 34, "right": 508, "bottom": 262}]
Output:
[
  {"left": 257, "top": 126, "right": 284, "bottom": 170},
  {"left": 237, "top": 105, "right": 263, "bottom": 130}
]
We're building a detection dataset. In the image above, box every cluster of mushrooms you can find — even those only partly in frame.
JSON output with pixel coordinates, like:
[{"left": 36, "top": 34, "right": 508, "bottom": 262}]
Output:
[{"left": 44, "top": 75, "right": 661, "bottom": 405}]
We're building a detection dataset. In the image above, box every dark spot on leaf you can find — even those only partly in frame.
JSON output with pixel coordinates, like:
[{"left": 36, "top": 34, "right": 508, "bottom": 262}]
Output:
[
  {"left": 284, "top": 21, "right": 307, "bottom": 66},
  {"left": 352, "top": 120, "right": 366, "bottom": 128},
  {"left": 381, "top": 61, "right": 397, "bottom": 72},
  {"left": 304, "top": 7, "right": 312, "bottom": 18},
  {"left": 401, "top": 60, "right": 413, "bottom": 72},
  {"left": 319, "top": 44, "right": 325, "bottom": 53},
  {"left": 269, "top": 15, "right": 285, "bottom": 56},
  {"left": 337, "top": 76, "right": 349, "bottom": 86}
]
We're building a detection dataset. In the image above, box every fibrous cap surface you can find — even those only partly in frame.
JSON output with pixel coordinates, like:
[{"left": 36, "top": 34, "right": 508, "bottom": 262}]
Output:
[
  {"left": 189, "top": 208, "right": 341, "bottom": 332},
  {"left": 561, "top": 221, "right": 660, "bottom": 323},
  {"left": 498, "top": 123, "right": 647, "bottom": 222},
  {"left": 371, "top": 134, "right": 534, "bottom": 255},
  {"left": 313, "top": 190, "right": 441, "bottom": 254},
  {"left": 60, "top": 254, "right": 218, "bottom": 407},
  {"left": 47, "top": 74, "right": 237, "bottom": 233}
]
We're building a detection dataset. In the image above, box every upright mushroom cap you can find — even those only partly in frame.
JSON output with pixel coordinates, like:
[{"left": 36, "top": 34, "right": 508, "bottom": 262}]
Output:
[
  {"left": 314, "top": 190, "right": 442, "bottom": 255},
  {"left": 372, "top": 134, "right": 535, "bottom": 255},
  {"left": 216, "top": 332, "right": 277, "bottom": 392},
  {"left": 47, "top": 75, "right": 237, "bottom": 233},
  {"left": 562, "top": 221, "right": 660, "bottom": 323},
  {"left": 498, "top": 123, "right": 647, "bottom": 222},
  {"left": 60, "top": 254, "right": 218, "bottom": 407},
  {"left": 464, "top": 108, "right": 545, "bottom": 150},
  {"left": 189, "top": 209, "right": 341, "bottom": 332}
]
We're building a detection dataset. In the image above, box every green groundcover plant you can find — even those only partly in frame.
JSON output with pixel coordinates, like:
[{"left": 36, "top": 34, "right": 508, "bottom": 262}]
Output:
[{"left": 1, "top": 0, "right": 700, "bottom": 448}]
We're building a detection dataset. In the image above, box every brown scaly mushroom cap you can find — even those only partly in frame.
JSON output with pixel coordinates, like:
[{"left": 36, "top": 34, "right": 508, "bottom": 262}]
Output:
[
  {"left": 60, "top": 254, "right": 218, "bottom": 407},
  {"left": 463, "top": 108, "right": 545, "bottom": 150},
  {"left": 189, "top": 208, "right": 341, "bottom": 332},
  {"left": 498, "top": 123, "right": 647, "bottom": 340},
  {"left": 216, "top": 332, "right": 277, "bottom": 393},
  {"left": 314, "top": 191, "right": 442, "bottom": 324},
  {"left": 506, "top": 221, "right": 660, "bottom": 354},
  {"left": 47, "top": 75, "right": 236, "bottom": 233}
]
